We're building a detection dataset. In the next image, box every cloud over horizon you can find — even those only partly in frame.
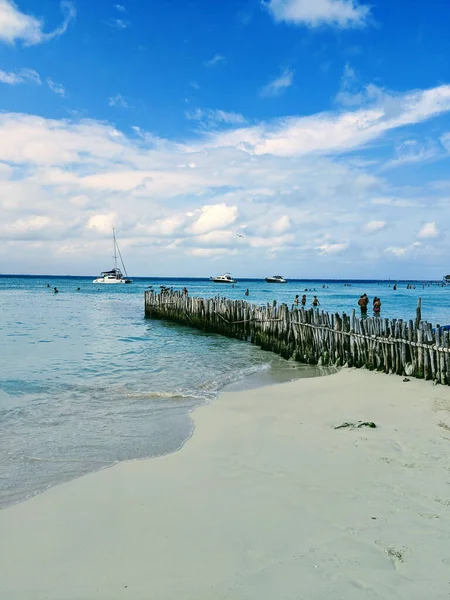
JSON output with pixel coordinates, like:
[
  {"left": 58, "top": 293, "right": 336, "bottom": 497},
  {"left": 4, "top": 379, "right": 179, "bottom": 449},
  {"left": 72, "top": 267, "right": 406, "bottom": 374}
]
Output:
[{"left": 1, "top": 77, "right": 449, "bottom": 277}]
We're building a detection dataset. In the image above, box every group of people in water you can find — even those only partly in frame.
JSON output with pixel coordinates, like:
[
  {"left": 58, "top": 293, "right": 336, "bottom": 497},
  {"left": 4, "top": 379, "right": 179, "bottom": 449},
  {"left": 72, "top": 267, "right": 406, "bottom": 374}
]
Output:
[
  {"left": 293, "top": 294, "right": 320, "bottom": 308},
  {"left": 358, "top": 293, "right": 382, "bottom": 317}
]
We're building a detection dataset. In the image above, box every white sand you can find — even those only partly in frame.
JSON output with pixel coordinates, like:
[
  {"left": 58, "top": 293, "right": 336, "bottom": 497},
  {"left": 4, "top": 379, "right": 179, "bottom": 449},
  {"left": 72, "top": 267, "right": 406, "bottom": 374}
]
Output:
[{"left": 1, "top": 369, "right": 450, "bottom": 600}]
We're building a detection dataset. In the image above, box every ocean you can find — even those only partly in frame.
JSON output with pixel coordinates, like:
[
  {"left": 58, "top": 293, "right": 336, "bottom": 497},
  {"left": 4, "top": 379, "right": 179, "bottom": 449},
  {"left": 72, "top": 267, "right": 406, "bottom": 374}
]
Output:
[{"left": 1, "top": 275, "right": 449, "bottom": 509}]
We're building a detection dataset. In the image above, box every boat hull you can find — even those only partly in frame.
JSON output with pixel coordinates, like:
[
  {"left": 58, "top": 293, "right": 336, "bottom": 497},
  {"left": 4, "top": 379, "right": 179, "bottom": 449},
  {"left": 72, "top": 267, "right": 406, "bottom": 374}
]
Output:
[
  {"left": 265, "top": 278, "right": 287, "bottom": 284},
  {"left": 211, "top": 279, "right": 236, "bottom": 284},
  {"left": 93, "top": 278, "right": 127, "bottom": 284}
]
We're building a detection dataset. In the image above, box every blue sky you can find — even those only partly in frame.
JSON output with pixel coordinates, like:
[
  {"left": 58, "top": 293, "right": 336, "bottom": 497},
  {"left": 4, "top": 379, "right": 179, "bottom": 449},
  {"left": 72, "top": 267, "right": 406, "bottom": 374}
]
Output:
[{"left": 1, "top": 0, "right": 450, "bottom": 278}]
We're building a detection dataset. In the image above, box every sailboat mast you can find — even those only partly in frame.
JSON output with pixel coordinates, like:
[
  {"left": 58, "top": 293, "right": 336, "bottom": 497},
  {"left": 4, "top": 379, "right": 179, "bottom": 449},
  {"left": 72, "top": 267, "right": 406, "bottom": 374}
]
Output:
[
  {"left": 113, "top": 228, "right": 118, "bottom": 271},
  {"left": 116, "top": 239, "right": 128, "bottom": 277}
]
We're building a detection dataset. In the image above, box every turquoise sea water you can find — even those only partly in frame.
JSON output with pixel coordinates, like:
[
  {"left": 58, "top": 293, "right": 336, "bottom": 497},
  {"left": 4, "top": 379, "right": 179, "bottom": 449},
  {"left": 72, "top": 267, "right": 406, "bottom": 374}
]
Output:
[{"left": 1, "top": 275, "right": 449, "bottom": 509}]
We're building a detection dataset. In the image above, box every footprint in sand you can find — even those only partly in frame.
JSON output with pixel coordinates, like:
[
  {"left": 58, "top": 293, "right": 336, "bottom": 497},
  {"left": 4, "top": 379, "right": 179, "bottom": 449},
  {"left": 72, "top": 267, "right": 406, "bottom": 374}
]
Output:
[
  {"left": 419, "top": 512, "right": 440, "bottom": 519},
  {"left": 434, "top": 497, "right": 450, "bottom": 506},
  {"left": 385, "top": 547, "right": 404, "bottom": 569},
  {"left": 374, "top": 541, "right": 405, "bottom": 570}
]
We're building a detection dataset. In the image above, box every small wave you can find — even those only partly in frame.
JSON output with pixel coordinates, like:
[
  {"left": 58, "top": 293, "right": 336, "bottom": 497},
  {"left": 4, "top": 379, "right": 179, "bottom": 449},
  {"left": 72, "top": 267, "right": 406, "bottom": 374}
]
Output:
[
  {"left": 11, "top": 455, "right": 106, "bottom": 464},
  {"left": 198, "top": 362, "right": 271, "bottom": 392},
  {"left": 125, "top": 390, "right": 206, "bottom": 401}
]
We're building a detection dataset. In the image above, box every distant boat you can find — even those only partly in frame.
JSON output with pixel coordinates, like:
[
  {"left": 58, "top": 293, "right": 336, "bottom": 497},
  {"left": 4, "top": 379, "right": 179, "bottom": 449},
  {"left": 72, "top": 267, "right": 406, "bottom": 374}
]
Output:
[
  {"left": 93, "top": 229, "right": 133, "bottom": 284},
  {"left": 265, "top": 275, "right": 287, "bottom": 284},
  {"left": 211, "top": 273, "right": 236, "bottom": 284},
  {"left": 444, "top": 275, "right": 450, "bottom": 285}
]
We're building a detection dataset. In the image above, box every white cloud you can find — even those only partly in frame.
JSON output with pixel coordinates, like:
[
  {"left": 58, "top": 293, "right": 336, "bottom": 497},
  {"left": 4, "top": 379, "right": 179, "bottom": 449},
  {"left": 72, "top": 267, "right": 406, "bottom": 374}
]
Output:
[
  {"left": 86, "top": 213, "right": 117, "bottom": 233},
  {"left": 418, "top": 222, "right": 439, "bottom": 239},
  {"left": 0, "top": 67, "right": 40, "bottom": 85},
  {"left": 189, "top": 80, "right": 200, "bottom": 90},
  {"left": 0, "top": 0, "right": 75, "bottom": 46},
  {"left": 108, "top": 93, "right": 129, "bottom": 108},
  {"left": 383, "top": 139, "right": 439, "bottom": 169},
  {"left": 190, "top": 247, "right": 238, "bottom": 257},
  {"left": 261, "top": 68, "right": 294, "bottom": 97},
  {"left": 204, "top": 54, "right": 226, "bottom": 67},
  {"left": 186, "top": 108, "right": 247, "bottom": 127},
  {"left": 203, "top": 84, "right": 450, "bottom": 157},
  {"left": 264, "top": 0, "right": 370, "bottom": 29},
  {"left": 47, "top": 78, "right": 65, "bottom": 96},
  {"left": 108, "top": 18, "right": 128, "bottom": 29},
  {"left": 248, "top": 233, "right": 294, "bottom": 248},
  {"left": 371, "top": 197, "right": 421, "bottom": 208},
  {"left": 115, "top": 4, "right": 126, "bottom": 12},
  {"left": 0, "top": 80, "right": 449, "bottom": 277},
  {"left": 188, "top": 204, "right": 238, "bottom": 235},
  {"left": 335, "top": 63, "right": 383, "bottom": 107},
  {"left": 317, "top": 241, "right": 349, "bottom": 254},
  {"left": 441, "top": 132, "right": 450, "bottom": 152},
  {"left": 272, "top": 215, "right": 291, "bottom": 234},
  {"left": 385, "top": 242, "right": 423, "bottom": 258},
  {"left": 10, "top": 214, "right": 51, "bottom": 233},
  {"left": 365, "top": 220, "right": 386, "bottom": 233}
]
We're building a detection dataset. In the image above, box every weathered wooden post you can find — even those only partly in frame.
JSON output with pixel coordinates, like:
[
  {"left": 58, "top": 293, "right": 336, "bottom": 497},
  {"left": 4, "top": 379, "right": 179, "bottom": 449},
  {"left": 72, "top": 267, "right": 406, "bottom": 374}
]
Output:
[
  {"left": 144, "top": 290, "right": 450, "bottom": 386},
  {"left": 415, "top": 297, "right": 422, "bottom": 329}
]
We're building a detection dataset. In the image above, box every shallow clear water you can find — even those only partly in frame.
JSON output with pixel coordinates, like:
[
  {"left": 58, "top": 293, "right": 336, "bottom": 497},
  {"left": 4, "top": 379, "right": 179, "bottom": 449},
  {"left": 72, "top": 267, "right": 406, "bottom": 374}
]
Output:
[{"left": 0, "top": 275, "right": 449, "bottom": 509}]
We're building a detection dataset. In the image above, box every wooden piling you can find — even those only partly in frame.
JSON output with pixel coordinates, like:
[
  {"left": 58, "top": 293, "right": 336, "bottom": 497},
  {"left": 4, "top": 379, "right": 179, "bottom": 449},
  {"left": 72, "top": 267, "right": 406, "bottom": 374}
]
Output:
[{"left": 144, "top": 291, "right": 450, "bottom": 386}]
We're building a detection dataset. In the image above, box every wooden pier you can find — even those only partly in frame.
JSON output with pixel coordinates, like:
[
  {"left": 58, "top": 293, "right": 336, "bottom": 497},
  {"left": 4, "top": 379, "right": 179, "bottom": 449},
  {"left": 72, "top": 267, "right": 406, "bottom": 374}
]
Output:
[{"left": 145, "top": 291, "right": 450, "bottom": 385}]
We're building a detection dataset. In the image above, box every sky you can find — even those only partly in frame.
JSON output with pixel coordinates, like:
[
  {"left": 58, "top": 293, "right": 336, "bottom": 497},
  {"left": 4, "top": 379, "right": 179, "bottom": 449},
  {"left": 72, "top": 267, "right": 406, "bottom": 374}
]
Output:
[{"left": 0, "top": 0, "right": 450, "bottom": 279}]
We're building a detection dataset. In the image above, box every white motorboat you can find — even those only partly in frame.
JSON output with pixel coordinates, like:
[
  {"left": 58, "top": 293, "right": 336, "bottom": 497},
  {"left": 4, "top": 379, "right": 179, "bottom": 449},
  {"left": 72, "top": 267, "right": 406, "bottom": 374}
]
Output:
[
  {"left": 444, "top": 275, "right": 450, "bottom": 285},
  {"left": 265, "top": 275, "right": 287, "bottom": 284},
  {"left": 211, "top": 273, "right": 237, "bottom": 284},
  {"left": 93, "top": 229, "right": 133, "bottom": 284}
]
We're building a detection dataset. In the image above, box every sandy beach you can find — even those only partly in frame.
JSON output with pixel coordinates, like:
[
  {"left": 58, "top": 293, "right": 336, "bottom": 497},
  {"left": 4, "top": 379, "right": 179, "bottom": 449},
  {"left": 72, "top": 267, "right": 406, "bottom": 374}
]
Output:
[{"left": 1, "top": 368, "right": 450, "bottom": 600}]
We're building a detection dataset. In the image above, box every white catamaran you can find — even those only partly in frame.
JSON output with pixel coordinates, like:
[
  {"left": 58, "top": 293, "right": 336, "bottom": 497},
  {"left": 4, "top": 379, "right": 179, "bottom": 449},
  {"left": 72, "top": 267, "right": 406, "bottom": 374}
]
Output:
[{"left": 93, "top": 229, "right": 133, "bottom": 284}]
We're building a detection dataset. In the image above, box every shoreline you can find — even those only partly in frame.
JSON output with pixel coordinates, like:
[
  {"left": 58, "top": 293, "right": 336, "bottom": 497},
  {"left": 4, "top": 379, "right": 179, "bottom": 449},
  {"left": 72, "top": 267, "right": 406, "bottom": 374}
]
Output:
[
  {"left": 0, "top": 359, "right": 330, "bottom": 512},
  {"left": 1, "top": 368, "right": 450, "bottom": 599}
]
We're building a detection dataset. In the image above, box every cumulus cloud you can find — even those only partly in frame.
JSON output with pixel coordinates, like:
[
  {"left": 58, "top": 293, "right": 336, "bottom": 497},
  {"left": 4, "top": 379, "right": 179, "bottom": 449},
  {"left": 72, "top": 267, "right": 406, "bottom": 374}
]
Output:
[
  {"left": 47, "top": 78, "right": 65, "bottom": 96},
  {"left": 263, "top": 0, "right": 371, "bottom": 29},
  {"left": 86, "top": 213, "right": 117, "bottom": 233},
  {"left": 260, "top": 68, "right": 294, "bottom": 97},
  {"left": 0, "top": 80, "right": 449, "bottom": 276},
  {"left": 187, "top": 204, "right": 238, "bottom": 235},
  {"left": 272, "top": 215, "right": 291, "bottom": 234},
  {"left": 0, "top": 67, "right": 41, "bottom": 85},
  {"left": 418, "top": 222, "right": 439, "bottom": 239},
  {"left": 0, "top": 0, "right": 75, "bottom": 46},
  {"left": 365, "top": 220, "right": 386, "bottom": 234}
]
